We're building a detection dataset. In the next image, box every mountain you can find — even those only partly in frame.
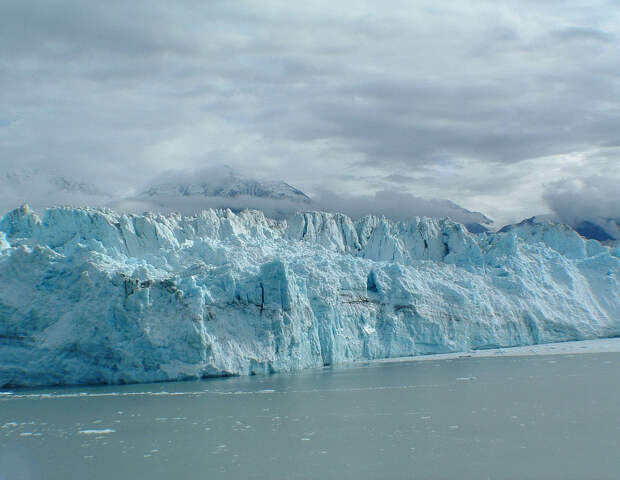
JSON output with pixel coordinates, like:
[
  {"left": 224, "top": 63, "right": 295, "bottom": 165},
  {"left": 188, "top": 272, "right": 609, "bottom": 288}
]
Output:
[
  {"left": 574, "top": 219, "right": 620, "bottom": 242},
  {"left": 133, "top": 167, "right": 496, "bottom": 232},
  {"left": 117, "top": 166, "right": 311, "bottom": 219},
  {"left": 1, "top": 166, "right": 496, "bottom": 232},
  {"left": 142, "top": 166, "right": 310, "bottom": 202},
  {"left": 500, "top": 215, "right": 619, "bottom": 244},
  {"left": 429, "top": 199, "right": 493, "bottom": 233},
  {"left": 1, "top": 205, "right": 618, "bottom": 387},
  {"left": 145, "top": 178, "right": 311, "bottom": 203},
  {"left": 498, "top": 215, "right": 548, "bottom": 233}
]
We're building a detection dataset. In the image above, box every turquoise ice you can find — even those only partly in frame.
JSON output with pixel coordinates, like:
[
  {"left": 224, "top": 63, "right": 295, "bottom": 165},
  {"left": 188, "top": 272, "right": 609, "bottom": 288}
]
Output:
[{"left": 0, "top": 205, "right": 618, "bottom": 387}]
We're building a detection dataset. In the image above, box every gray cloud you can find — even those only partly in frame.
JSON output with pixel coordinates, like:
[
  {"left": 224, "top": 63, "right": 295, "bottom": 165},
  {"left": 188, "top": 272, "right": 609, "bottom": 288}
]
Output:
[
  {"left": 543, "top": 174, "right": 620, "bottom": 226},
  {"left": 550, "top": 26, "right": 614, "bottom": 43},
  {"left": 542, "top": 173, "right": 620, "bottom": 241},
  {"left": 383, "top": 174, "right": 418, "bottom": 184},
  {"left": 1, "top": 0, "right": 619, "bottom": 225}
]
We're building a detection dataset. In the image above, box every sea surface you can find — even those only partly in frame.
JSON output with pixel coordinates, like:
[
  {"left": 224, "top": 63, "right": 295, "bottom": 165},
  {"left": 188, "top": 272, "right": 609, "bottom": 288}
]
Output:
[{"left": 2, "top": 344, "right": 620, "bottom": 480}]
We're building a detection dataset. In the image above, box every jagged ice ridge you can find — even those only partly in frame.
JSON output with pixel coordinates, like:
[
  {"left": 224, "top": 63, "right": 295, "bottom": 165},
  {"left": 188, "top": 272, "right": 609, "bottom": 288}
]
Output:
[{"left": 0, "top": 205, "right": 618, "bottom": 387}]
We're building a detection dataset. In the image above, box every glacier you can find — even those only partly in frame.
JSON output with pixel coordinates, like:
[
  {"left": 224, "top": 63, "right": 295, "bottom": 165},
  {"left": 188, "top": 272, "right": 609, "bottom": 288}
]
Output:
[{"left": 0, "top": 204, "right": 618, "bottom": 388}]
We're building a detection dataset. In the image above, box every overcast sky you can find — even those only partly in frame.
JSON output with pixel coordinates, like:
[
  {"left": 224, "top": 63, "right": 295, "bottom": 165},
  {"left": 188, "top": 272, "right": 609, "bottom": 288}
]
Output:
[{"left": 1, "top": 0, "right": 619, "bottom": 224}]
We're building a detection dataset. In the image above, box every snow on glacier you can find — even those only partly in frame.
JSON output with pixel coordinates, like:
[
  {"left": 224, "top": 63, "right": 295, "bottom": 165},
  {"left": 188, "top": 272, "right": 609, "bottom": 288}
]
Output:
[{"left": 0, "top": 204, "right": 618, "bottom": 387}]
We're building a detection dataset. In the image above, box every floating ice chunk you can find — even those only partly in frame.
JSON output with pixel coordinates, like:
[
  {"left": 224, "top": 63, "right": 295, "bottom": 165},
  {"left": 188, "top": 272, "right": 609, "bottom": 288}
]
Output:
[{"left": 78, "top": 429, "right": 116, "bottom": 435}]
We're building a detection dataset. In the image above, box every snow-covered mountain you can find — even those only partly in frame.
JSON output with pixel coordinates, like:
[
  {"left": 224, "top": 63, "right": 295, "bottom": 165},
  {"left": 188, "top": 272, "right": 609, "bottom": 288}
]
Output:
[
  {"left": 112, "top": 166, "right": 313, "bottom": 220},
  {"left": 142, "top": 167, "right": 312, "bottom": 204},
  {"left": 1, "top": 205, "right": 618, "bottom": 387}
]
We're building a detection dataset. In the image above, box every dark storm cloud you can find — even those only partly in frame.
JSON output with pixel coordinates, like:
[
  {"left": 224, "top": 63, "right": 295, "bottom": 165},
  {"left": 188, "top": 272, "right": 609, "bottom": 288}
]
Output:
[{"left": 1, "top": 0, "right": 619, "bottom": 224}]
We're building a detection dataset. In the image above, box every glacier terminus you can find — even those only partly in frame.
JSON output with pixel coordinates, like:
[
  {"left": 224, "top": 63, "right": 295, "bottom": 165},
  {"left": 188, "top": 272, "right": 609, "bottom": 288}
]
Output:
[{"left": 0, "top": 205, "right": 618, "bottom": 388}]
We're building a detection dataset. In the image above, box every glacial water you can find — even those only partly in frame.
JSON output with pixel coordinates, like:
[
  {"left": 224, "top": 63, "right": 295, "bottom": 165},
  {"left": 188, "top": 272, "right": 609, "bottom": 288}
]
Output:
[{"left": 2, "top": 349, "right": 620, "bottom": 480}]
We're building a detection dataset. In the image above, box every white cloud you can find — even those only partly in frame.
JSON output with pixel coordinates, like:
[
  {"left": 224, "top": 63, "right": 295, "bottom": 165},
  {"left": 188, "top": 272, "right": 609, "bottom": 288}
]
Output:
[{"left": 543, "top": 174, "right": 620, "bottom": 224}]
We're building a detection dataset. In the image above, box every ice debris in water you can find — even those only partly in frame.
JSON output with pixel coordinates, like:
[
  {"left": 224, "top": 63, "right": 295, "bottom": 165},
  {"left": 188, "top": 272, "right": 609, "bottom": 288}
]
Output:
[
  {"left": 0, "top": 205, "right": 618, "bottom": 387},
  {"left": 78, "top": 429, "right": 116, "bottom": 435}
]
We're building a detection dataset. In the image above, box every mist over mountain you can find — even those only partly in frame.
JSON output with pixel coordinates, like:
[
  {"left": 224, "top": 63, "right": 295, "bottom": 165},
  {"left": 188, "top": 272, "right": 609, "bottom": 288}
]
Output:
[
  {"left": 142, "top": 166, "right": 311, "bottom": 204},
  {"left": 499, "top": 216, "right": 619, "bottom": 244},
  {"left": 0, "top": 166, "right": 493, "bottom": 229},
  {"left": 112, "top": 166, "right": 312, "bottom": 219},
  {"left": 109, "top": 166, "right": 495, "bottom": 229},
  {"left": 542, "top": 176, "right": 620, "bottom": 242},
  {"left": 2, "top": 166, "right": 616, "bottom": 242},
  {"left": 308, "top": 189, "right": 493, "bottom": 233},
  {"left": 0, "top": 169, "right": 113, "bottom": 215}
]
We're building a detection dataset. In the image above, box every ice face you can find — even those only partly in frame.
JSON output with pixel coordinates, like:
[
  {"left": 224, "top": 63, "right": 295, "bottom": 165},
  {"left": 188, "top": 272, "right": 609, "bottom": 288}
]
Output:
[{"left": 0, "top": 205, "right": 618, "bottom": 387}]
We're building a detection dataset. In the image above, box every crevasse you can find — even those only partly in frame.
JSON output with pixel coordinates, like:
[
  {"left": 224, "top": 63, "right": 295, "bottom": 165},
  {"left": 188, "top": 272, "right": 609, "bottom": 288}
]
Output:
[{"left": 0, "top": 204, "right": 618, "bottom": 387}]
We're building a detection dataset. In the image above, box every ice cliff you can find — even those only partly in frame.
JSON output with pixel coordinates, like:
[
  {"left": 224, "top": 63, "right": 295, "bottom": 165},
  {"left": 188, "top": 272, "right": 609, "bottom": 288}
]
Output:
[{"left": 0, "top": 205, "right": 618, "bottom": 387}]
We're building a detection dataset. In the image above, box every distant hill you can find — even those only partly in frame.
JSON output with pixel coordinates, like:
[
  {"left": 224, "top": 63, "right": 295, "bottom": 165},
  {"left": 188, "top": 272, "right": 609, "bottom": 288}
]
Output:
[
  {"left": 142, "top": 166, "right": 312, "bottom": 204},
  {"left": 499, "top": 215, "right": 618, "bottom": 243}
]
